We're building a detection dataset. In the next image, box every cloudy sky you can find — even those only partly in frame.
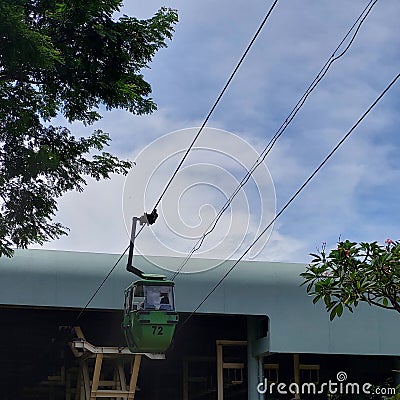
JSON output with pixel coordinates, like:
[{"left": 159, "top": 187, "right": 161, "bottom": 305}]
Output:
[{"left": 34, "top": 0, "right": 400, "bottom": 267}]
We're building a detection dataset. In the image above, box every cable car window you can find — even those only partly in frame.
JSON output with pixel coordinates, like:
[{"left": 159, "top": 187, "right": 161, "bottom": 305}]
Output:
[
  {"left": 124, "top": 290, "right": 130, "bottom": 313},
  {"left": 144, "top": 286, "right": 174, "bottom": 311},
  {"left": 129, "top": 289, "right": 134, "bottom": 310},
  {"left": 124, "top": 289, "right": 134, "bottom": 312},
  {"left": 132, "top": 284, "right": 145, "bottom": 310}
]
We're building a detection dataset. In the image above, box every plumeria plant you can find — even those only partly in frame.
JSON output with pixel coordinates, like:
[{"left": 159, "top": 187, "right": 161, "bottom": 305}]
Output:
[{"left": 300, "top": 239, "right": 400, "bottom": 320}]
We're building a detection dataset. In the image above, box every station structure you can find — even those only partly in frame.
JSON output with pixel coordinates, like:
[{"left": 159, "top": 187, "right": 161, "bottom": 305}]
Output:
[{"left": 0, "top": 248, "right": 399, "bottom": 399}]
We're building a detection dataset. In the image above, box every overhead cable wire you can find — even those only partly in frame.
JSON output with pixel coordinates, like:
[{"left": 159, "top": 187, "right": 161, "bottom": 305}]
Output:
[
  {"left": 76, "top": 244, "right": 130, "bottom": 321},
  {"left": 178, "top": 72, "right": 400, "bottom": 329},
  {"left": 75, "top": 0, "right": 279, "bottom": 318},
  {"left": 170, "top": 0, "right": 379, "bottom": 281},
  {"left": 77, "top": 0, "right": 375, "bottom": 315},
  {"left": 75, "top": 226, "right": 145, "bottom": 321},
  {"left": 151, "top": 0, "right": 279, "bottom": 212},
  {"left": 76, "top": 223, "right": 147, "bottom": 320}
]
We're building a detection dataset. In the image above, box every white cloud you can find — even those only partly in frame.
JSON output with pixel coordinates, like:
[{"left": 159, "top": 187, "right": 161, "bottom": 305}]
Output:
[
  {"left": 31, "top": 174, "right": 129, "bottom": 254},
  {"left": 32, "top": 0, "right": 400, "bottom": 266}
]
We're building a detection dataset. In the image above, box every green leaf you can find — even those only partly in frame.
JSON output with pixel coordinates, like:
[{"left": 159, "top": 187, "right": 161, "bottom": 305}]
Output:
[
  {"left": 324, "top": 295, "right": 332, "bottom": 307},
  {"left": 329, "top": 307, "right": 337, "bottom": 321},
  {"left": 313, "top": 295, "right": 322, "bottom": 304},
  {"left": 383, "top": 298, "right": 389, "bottom": 307},
  {"left": 336, "top": 303, "right": 343, "bottom": 317}
]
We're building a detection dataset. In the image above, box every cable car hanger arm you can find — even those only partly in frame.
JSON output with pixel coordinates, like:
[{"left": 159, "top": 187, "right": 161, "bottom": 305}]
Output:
[{"left": 126, "top": 209, "right": 158, "bottom": 278}]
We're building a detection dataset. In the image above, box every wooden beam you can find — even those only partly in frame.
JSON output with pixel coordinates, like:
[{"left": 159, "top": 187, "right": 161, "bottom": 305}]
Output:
[
  {"left": 74, "top": 326, "right": 86, "bottom": 340},
  {"left": 299, "top": 364, "right": 320, "bottom": 370},
  {"left": 222, "top": 362, "right": 244, "bottom": 369},
  {"left": 264, "top": 363, "right": 279, "bottom": 369},
  {"left": 117, "top": 360, "right": 128, "bottom": 392},
  {"left": 72, "top": 340, "right": 165, "bottom": 359},
  {"left": 216, "top": 340, "right": 247, "bottom": 346},
  {"left": 217, "top": 343, "right": 223, "bottom": 400},
  {"left": 128, "top": 355, "right": 142, "bottom": 400},
  {"left": 90, "top": 390, "right": 133, "bottom": 397},
  {"left": 90, "top": 354, "right": 103, "bottom": 400},
  {"left": 82, "top": 361, "right": 91, "bottom": 400}
]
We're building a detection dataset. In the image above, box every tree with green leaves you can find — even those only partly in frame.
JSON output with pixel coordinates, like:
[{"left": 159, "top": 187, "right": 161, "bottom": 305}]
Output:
[
  {"left": 301, "top": 239, "right": 400, "bottom": 320},
  {"left": 0, "top": 0, "right": 178, "bottom": 257}
]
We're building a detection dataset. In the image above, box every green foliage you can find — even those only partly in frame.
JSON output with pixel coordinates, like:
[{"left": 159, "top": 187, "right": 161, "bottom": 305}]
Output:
[
  {"left": 0, "top": 0, "right": 178, "bottom": 257},
  {"left": 388, "top": 384, "right": 400, "bottom": 400},
  {"left": 300, "top": 240, "right": 400, "bottom": 320}
]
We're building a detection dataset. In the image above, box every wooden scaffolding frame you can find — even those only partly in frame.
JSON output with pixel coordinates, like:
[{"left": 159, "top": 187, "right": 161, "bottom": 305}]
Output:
[
  {"left": 69, "top": 326, "right": 163, "bottom": 400},
  {"left": 216, "top": 340, "right": 247, "bottom": 400}
]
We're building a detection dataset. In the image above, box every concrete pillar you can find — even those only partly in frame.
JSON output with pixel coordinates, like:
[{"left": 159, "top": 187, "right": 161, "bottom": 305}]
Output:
[{"left": 247, "top": 316, "right": 264, "bottom": 400}]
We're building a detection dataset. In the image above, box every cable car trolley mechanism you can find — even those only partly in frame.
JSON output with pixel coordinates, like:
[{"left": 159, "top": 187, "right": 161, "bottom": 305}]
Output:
[{"left": 122, "top": 210, "right": 178, "bottom": 354}]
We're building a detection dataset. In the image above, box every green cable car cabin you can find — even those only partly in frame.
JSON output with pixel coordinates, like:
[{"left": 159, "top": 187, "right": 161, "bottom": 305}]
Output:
[
  {"left": 122, "top": 211, "right": 178, "bottom": 354},
  {"left": 122, "top": 274, "right": 178, "bottom": 353}
]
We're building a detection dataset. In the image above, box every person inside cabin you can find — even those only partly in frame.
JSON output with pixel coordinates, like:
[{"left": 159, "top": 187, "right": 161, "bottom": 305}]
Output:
[
  {"left": 160, "top": 293, "right": 169, "bottom": 304},
  {"left": 159, "top": 292, "right": 171, "bottom": 310}
]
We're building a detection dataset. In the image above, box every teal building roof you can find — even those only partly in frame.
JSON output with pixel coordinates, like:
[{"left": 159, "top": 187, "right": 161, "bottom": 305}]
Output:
[{"left": 1, "top": 249, "right": 399, "bottom": 356}]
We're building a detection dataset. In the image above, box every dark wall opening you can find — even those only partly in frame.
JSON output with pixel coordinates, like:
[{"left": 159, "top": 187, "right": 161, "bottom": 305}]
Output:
[
  {"left": 0, "top": 306, "right": 247, "bottom": 399},
  {"left": 0, "top": 306, "right": 397, "bottom": 400}
]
